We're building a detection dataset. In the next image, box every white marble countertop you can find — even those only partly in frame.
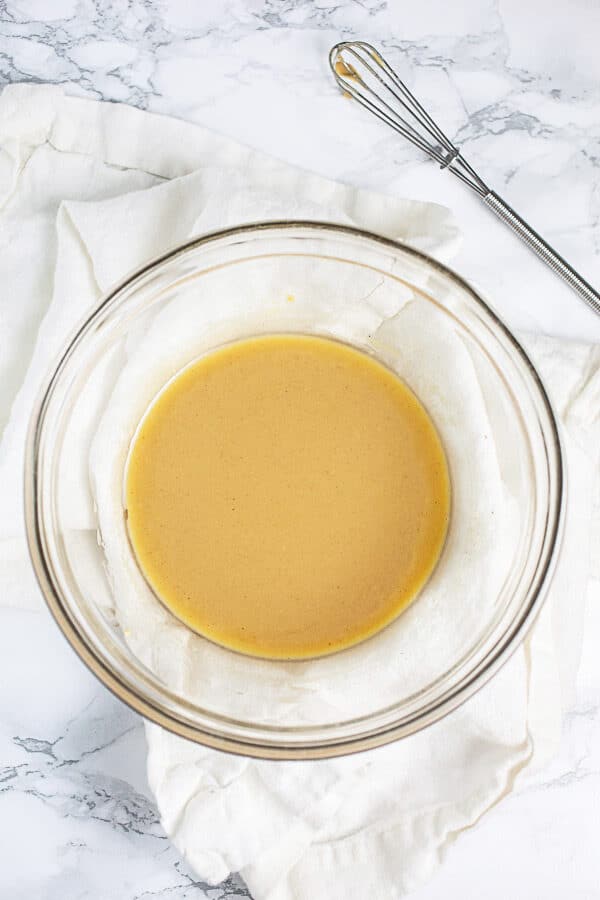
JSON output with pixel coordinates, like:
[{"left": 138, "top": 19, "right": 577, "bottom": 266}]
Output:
[{"left": 1, "top": 1, "right": 600, "bottom": 898}]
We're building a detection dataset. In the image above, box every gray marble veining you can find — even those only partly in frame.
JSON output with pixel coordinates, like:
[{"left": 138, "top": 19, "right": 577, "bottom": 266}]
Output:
[{"left": 2, "top": 0, "right": 600, "bottom": 341}]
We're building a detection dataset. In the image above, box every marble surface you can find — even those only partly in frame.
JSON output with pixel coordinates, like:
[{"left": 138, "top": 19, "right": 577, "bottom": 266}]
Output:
[{"left": 1, "top": 1, "right": 599, "bottom": 898}]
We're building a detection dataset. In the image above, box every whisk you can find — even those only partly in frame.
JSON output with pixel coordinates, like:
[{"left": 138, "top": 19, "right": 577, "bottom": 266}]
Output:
[{"left": 329, "top": 41, "right": 600, "bottom": 317}]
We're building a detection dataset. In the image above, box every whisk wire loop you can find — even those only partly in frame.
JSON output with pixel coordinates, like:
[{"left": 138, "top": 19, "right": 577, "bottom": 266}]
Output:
[{"left": 329, "top": 41, "right": 489, "bottom": 197}]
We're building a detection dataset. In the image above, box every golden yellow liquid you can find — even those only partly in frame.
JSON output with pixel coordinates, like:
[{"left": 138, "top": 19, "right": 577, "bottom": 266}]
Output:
[{"left": 125, "top": 335, "right": 450, "bottom": 659}]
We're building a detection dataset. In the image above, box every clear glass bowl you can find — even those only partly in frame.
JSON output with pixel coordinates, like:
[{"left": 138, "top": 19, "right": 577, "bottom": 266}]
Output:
[{"left": 25, "top": 222, "right": 563, "bottom": 759}]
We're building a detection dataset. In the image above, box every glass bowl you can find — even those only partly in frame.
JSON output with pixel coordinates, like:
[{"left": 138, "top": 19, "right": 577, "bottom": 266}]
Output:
[{"left": 25, "top": 222, "right": 563, "bottom": 759}]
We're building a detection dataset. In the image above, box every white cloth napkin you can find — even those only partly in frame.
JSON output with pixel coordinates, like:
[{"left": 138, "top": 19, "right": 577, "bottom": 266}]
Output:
[{"left": 1, "top": 84, "right": 598, "bottom": 900}]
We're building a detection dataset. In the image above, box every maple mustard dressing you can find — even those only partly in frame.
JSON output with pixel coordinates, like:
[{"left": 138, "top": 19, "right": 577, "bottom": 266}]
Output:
[{"left": 125, "top": 334, "right": 450, "bottom": 659}]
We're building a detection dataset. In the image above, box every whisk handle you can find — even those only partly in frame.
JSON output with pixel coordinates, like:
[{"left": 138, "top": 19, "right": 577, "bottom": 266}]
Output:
[{"left": 483, "top": 191, "right": 600, "bottom": 316}]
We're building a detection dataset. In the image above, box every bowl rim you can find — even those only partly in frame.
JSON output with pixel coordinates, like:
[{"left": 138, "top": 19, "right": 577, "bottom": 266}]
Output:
[{"left": 24, "top": 220, "right": 565, "bottom": 759}]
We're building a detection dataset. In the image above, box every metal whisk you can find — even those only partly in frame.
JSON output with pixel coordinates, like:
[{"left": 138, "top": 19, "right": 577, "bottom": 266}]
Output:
[{"left": 329, "top": 41, "right": 600, "bottom": 317}]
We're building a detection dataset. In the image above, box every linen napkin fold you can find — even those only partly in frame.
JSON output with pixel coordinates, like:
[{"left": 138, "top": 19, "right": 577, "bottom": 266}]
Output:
[{"left": 1, "top": 84, "right": 598, "bottom": 900}]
